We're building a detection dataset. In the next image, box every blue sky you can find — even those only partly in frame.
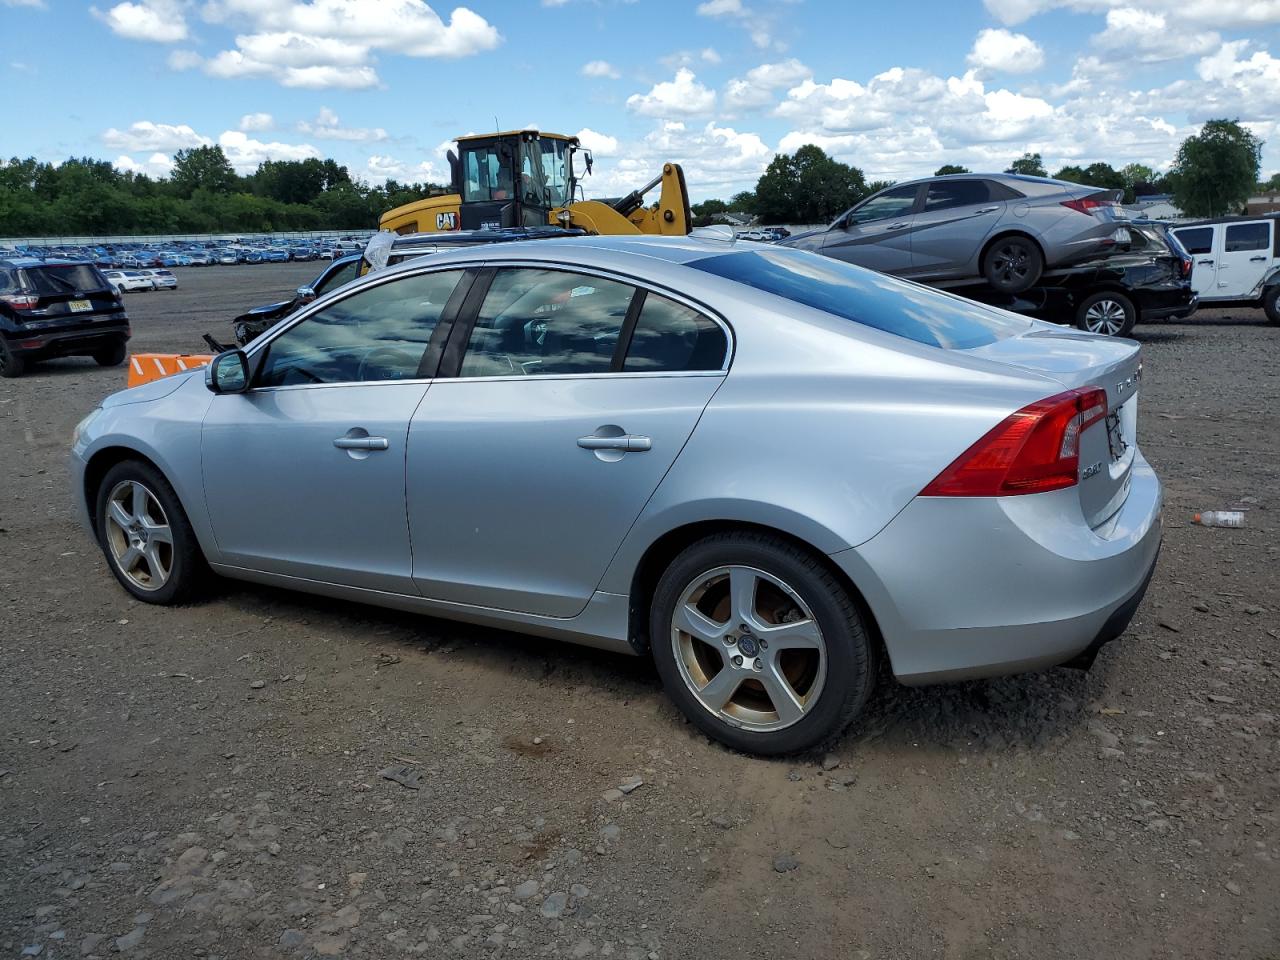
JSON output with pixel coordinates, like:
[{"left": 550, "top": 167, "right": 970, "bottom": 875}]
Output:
[{"left": 4, "top": 0, "right": 1279, "bottom": 201}]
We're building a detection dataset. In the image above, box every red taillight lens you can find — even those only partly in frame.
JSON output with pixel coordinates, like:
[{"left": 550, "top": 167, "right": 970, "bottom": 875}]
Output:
[
  {"left": 1181, "top": 258, "right": 1193, "bottom": 278},
  {"left": 921, "top": 387, "right": 1108, "bottom": 497},
  {"left": 1, "top": 294, "right": 40, "bottom": 311},
  {"left": 1060, "top": 197, "right": 1115, "bottom": 215}
]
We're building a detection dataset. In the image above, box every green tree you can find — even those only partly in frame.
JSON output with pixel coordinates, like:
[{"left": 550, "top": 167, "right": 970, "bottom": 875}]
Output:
[
  {"left": 1257, "top": 171, "right": 1280, "bottom": 193},
  {"left": 728, "top": 191, "right": 756, "bottom": 212},
  {"left": 1169, "top": 119, "right": 1263, "bottom": 217},
  {"left": 171, "top": 145, "right": 238, "bottom": 198},
  {"left": 690, "top": 198, "right": 728, "bottom": 227},
  {"left": 934, "top": 164, "right": 970, "bottom": 176},
  {"left": 1005, "top": 152, "right": 1047, "bottom": 177},
  {"left": 753, "top": 145, "right": 867, "bottom": 224}
]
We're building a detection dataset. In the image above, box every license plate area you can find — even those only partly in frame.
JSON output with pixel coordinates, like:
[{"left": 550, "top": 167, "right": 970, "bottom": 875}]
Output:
[
  {"left": 68, "top": 299, "right": 92, "bottom": 312},
  {"left": 1105, "top": 410, "right": 1128, "bottom": 461}
]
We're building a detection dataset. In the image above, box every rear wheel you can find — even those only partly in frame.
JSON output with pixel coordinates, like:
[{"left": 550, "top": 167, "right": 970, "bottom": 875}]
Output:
[
  {"left": 650, "top": 532, "right": 875, "bottom": 755},
  {"left": 0, "top": 341, "right": 26, "bottom": 379},
  {"left": 94, "top": 341, "right": 128, "bottom": 367},
  {"left": 1076, "top": 291, "right": 1136, "bottom": 337},
  {"left": 1264, "top": 287, "right": 1280, "bottom": 325},
  {"left": 982, "top": 235, "right": 1043, "bottom": 293}
]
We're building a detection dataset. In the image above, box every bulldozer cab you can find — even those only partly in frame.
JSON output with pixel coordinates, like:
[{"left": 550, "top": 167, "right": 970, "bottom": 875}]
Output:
[{"left": 451, "top": 131, "right": 581, "bottom": 231}]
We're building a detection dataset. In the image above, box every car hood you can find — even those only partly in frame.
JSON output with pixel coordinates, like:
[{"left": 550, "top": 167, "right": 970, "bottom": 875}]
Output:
[
  {"left": 243, "top": 299, "right": 292, "bottom": 317},
  {"left": 102, "top": 370, "right": 196, "bottom": 408},
  {"left": 777, "top": 228, "right": 827, "bottom": 250}
]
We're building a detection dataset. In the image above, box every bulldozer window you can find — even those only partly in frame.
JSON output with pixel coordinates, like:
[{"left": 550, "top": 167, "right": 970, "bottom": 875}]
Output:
[
  {"left": 539, "top": 139, "right": 569, "bottom": 206},
  {"left": 462, "top": 145, "right": 512, "bottom": 203}
]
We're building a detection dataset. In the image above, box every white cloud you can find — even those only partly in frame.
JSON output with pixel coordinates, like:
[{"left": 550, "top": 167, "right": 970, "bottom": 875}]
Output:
[
  {"left": 1092, "top": 8, "right": 1219, "bottom": 61},
  {"left": 575, "top": 126, "right": 618, "bottom": 157},
  {"left": 581, "top": 59, "right": 620, "bottom": 79},
  {"left": 695, "top": 0, "right": 776, "bottom": 49},
  {"left": 696, "top": 0, "right": 741, "bottom": 13},
  {"left": 363, "top": 154, "right": 447, "bottom": 184},
  {"left": 701, "top": 47, "right": 721, "bottom": 64},
  {"left": 967, "top": 28, "right": 1044, "bottom": 73},
  {"left": 3, "top": 0, "right": 46, "bottom": 8},
  {"left": 178, "top": 0, "right": 501, "bottom": 88},
  {"left": 101, "top": 120, "right": 210, "bottom": 151},
  {"left": 984, "top": 0, "right": 1280, "bottom": 28},
  {"left": 114, "top": 152, "right": 175, "bottom": 177},
  {"left": 91, "top": 0, "right": 188, "bottom": 42},
  {"left": 723, "top": 59, "right": 811, "bottom": 112},
  {"left": 296, "top": 106, "right": 388, "bottom": 141},
  {"left": 217, "top": 130, "right": 321, "bottom": 172},
  {"left": 238, "top": 112, "right": 274, "bottom": 131},
  {"left": 626, "top": 68, "right": 717, "bottom": 118}
]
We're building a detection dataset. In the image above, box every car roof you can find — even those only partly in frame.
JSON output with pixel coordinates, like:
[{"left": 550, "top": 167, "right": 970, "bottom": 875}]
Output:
[
  {"left": 1173, "top": 212, "right": 1280, "bottom": 229},
  {"left": 0, "top": 257, "right": 92, "bottom": 269}
]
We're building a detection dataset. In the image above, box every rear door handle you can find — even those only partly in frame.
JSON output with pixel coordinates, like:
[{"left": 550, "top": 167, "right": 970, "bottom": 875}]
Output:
[
  {"left": 1249, "top": 255, "right": 1266, "bottom": 261},
  {"left": 577, "top": 435, "right": 651, "bottom": 452},
  {"left": 974, "top": 206, "right": 1000, "bottom": 215},
  {"left": 333, "top": 436, "right": 389, "bottom": 450},
  {"left": 1197, "top": 259, "right": 1214, "bottom": 265},
  {"left": 884, "top": 222, "right": 910, "bottom": 231}
]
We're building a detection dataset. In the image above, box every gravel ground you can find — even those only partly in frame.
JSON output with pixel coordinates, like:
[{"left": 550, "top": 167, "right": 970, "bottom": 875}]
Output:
[{"left": 1, "top": 263, "right": 1277, "bottom": 959}]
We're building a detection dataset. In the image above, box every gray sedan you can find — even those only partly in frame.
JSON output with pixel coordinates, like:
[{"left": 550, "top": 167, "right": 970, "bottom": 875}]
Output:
[
  {"left": 70, "top": 237, "right": 1161, "bottom": 755},
  {"left": 782, "top": 173, "right": 1132, "bottom": 294}
]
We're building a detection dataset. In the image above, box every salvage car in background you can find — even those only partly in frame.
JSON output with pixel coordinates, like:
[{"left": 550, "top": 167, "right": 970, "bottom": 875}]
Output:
[
  {"left": 71, "top": 237, "right": 1160, "bottom": 754},
  {"left": 1170, "top": 214, "right": 1280, "bottom": 323},
  {"left": 782, "top": 174, "right": 1132, "bottom": 294},
  {"left": 102, "top": 269, "right": 155, "bottom": 293}
]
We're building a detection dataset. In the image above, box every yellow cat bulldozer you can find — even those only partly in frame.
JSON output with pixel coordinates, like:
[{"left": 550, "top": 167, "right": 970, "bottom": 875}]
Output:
[{"left": 378, "top": 130, "right": 692, "bottom": 238}]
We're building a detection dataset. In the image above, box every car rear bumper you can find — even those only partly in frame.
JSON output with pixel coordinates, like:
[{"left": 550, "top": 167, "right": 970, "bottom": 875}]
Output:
[
  {"left": 830, "top": 450, "right": 1163, "bottom": 684},
  {"left": 4, "top": 318, "right": 130, "bottom": 358},
  {"left": 1142, "top": 290, "right": 1197, "bottom": 320}
]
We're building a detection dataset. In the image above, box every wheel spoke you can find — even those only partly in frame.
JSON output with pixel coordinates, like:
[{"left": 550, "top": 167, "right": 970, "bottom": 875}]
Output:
[
  {"left": 729, "top": 567, "right": 758, "bottom": 626},
  {"left": 757, "top": 618, "right": 821, "bottom": 651},
  {"left": 130, "top": 481, "right": 149, "bottom": 521},
  {"left": 143, "top": 544, "right": 168, "bottom": 584},
  {"left": 143, "top": 521, "right": 172, "bottom": 545},
  {"left": 673, "top": 602, "right": 725, "bottom": 645},
  {"left": 118, "top": 545, "right": 142, "bottom": 574},
  {"left": 696, "top": 668, "right": 742, "bottom": 713},
  {"left": 107, "top": 500, "right": 132, "bottom": 531},
  {"left": 760, "top": 663, "right": 804, "bottom": 725}
]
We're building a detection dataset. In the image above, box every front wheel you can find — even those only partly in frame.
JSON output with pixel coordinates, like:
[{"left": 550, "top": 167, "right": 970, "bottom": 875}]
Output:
[
  {"left": 650, "top": 532, "right": 875, "bottom": 755},
  {"left": 982, "top": 236, "right": 1043, "bottom": 293},
  {"left": 1076, "top": 291, "right": 1136, "bottom": 337}
]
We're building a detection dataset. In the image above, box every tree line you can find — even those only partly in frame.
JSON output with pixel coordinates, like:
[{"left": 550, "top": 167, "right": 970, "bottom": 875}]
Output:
[
  {"left": 0, "top": 145, "right": 446, "bottom": 237},
  {"left": 696, "top": 119, "right": 1266, "bottom": 226}
]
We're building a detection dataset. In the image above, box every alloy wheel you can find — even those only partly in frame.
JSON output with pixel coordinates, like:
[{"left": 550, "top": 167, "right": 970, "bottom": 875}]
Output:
[
  {"left": 990, "top": 241, "right": 1032, "bottom": 286},
  {"left": 671, "top": 565, "right": 827, "bottom": 732},
  {"left": 1083, "top": 298, "right": 1128, "bottom": 336},
  {"left": 104, "top": 480, "right": 174, "bottom": 591}
]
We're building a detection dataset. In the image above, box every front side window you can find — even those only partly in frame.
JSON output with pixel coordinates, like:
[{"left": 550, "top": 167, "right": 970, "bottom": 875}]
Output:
[
  {"left": 314, "top": 259, "right": 360, "bottom": 296},
  {"left": 1173, "top": 227, "right": 1213, "bottom": 255},
  {"left": 461, "top": 144, "right": 512, "bottom": 203},
  {"left": 256, "top": 270, "right": 463, "bottom": 387},
  {"left": 623, "top": 294, "right": 727, "bottom": 372},
  {"left": 847, "top": 185, "right": 918, "bottom": 225},
  {"left": 923, "top": 180, "right": 991, "bottom": 212},
  {"left": 539, "top": 138, "right": 570, "bottom": 206},
  {"left": 459, "top": 268, "right": 637, "bottom": 378},
  {"left": 1224, "top": 222, "right": 1270, "bottom": 253}
]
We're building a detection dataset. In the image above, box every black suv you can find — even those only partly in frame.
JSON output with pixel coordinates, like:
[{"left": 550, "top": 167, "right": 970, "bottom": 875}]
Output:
[{"left": 0, "top": 258, "right": 131, "bottom": 378}]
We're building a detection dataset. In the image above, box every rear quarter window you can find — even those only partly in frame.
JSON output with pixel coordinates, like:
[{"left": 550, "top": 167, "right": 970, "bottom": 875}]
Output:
[
  {"left": 688, "top": 248, "right": 1029, "bottom": 349},
  {"left": 0, "top": 268, "right": 20, "bottom": 295}
]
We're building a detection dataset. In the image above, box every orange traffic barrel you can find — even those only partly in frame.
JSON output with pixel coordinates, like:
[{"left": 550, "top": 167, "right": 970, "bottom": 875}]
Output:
[{"left": 127, "top": 353, "right": 214, "bottom": 388}]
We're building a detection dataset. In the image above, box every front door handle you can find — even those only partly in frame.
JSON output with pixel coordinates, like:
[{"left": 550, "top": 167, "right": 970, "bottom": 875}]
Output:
[
  {"left": 1249, "top": 255, "right": 1266, "bottom": 261},
  {"left": 1197, "top": 259, "right": 1214, "bottom": 265},
  {"left": 577, "top": 435, "right": 651, "bottom": 452},
  {"left": 884, "top": 222, "right": 910, "bottom": 231},
  {"left": 333, "top": 436, "right": 389, "bottom": 451}
]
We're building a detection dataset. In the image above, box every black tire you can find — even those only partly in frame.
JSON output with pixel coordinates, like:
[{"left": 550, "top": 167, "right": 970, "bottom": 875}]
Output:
[
  {"left": 982, "top": 235, "right": 1044, "bottom": 294},
  {"left": 95, "top": 460, "right": 208, "bottom": 605},
  {"left": 649, "top": 532, "right": 875, "bottom": 756},
  {"left": 0, "top": 341, "right": 26, "bottom": 379},
  {"left": 93, "top": 340, "right": 128, "bottom": 367},
  {"left": 1264, "top": 286, "right": 1280, "bottom": 325},
  {"left": 1075, "top": 290, "right": 1136, "bottom": 337}
]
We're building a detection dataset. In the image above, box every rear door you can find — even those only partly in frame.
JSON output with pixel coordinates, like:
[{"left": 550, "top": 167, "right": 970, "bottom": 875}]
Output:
[
  {"left": 407, "top": 266, "right": 729, "bottom": 617},
  {"left": 1216, "top": 220, "right": 1273, "bottom": 297},
  {"left": 821, "top": 184, "right": 921, "bottom": 275},
  {"left": 908, "top": 179, "right": 1006, "bottom": 280},
  {"left": 1170, "top": 225, "right": 1217, "bottom": 296}
]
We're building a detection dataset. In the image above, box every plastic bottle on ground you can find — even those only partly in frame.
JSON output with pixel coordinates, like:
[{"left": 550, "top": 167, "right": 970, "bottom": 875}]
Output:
[{"left": 1192, "top": 511, "right": 1245, "bottom": 527}]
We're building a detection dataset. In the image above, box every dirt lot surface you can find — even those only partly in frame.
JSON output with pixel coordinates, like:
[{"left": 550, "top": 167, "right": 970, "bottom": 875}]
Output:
[{"left": 1, "top": 263, "right": 1277, "bottom": 959}]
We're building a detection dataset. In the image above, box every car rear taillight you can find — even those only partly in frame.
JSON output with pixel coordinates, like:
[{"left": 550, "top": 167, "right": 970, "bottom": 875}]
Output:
[
  {"left": 921, "top": 387, "right": 1108, "bottom": 497},
  {"left": 1, "top": 294, "right": 40, "bottom": 311},
  {"left": 1060, "top": 197, "right": 1116, "bottom": 215},
  {"left": 1181, "top": 258, "right": 1193, "bottom": 278}
]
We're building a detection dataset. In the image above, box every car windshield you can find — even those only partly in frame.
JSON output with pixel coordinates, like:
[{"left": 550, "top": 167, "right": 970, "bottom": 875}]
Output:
[
  {"left": 24, "top": 263, "right": 106, "bottom": 294},
  {"left": 688, "top": 248, "right": 1029, "bottom": 349}
]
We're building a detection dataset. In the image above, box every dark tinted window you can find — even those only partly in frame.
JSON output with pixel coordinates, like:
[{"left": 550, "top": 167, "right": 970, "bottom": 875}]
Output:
[
  {"left": 315, "top": 259, "right": 360, "bottom": 295},
  {"left": 0, "top": 268, "right": 18, "bottom": 295},
  {"left": 623, "top": 294, "right": 727, "bottom": 372},
  {"left": 24, "top": 264, "right": 107, "bottom": 294},
  {"left": 1126, "top": 227, "right": 1169, "bottom": 254},
  {"left": 987, "top": 180, "right": 1025, "bottom": 201},
  {"left": 1225, "top": 222, "right": 1270, "bottom": 253},
  {"left": 1173, "top": 227, "right": 1213, "bottom": 255},
  {"left": 848, "top": 185, "right": 918, "bottom": 225},
  {"left": 257, "top": 269, "right": 462, "bottom": 387},
  {"left": 459, "top": 269, "right": 637, "bottom": 378},
  {"left": 689, "top": 248, "right": 1029, "bottom": 350},
  {"left": 923, "top": 180, "right": 991, "bottom": 212}
]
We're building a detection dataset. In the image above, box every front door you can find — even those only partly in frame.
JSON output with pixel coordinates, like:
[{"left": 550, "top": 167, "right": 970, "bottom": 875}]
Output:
[
  {"left": 201, "top": 268, "right": 466, "bottom": 593},
  {"left": 908, "top": 179, "right": 1006, "bottom": 280},
  {"left": 821, "top": 183, "right": 921, "bottom": 276},
  {"left": 1216, "top": 221, "right": 1273, "bottom": 297},
  {"left": 407, "top": 267, "right": 729, "bottom": 618},
  {"left": 1171, "top": 225, "right": 1217, "bottom": 296}
]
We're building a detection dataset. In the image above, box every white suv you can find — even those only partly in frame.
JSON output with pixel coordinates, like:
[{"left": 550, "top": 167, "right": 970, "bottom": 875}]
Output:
[{"left": 1171, "top": 215, "right": 1280, "bottom": 323}]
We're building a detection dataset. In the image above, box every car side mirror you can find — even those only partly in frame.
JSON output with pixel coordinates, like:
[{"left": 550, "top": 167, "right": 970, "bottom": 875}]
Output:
[
  {"left": 205, "top": 349, "right": 250, "bottom": 394},
  {"left": 296, "top": 285, "right": 316, "bottom": 302}
]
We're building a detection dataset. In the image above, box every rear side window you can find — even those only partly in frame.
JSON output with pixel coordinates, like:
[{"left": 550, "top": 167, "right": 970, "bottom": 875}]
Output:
[
  {"left": 689, "top": 248, "right": 1030, "bottom": 350},
  {"left": 1173, "top": 227, "right": 1213, "bottom": 255},
  {"left": 24, "top": 264, "right": 107, "bottom": 294},
  {"left": 0, "top": 268, "right": 18, "bottom": 295},
  {"left": 1224, "top": 222, "right": 1270, "bottom": 253},
  {"left": 923, "top": 180, "right": 991, "bottom": 212},
  {"left": 623, "top": 294, "right": 727, "bottom": 372}
]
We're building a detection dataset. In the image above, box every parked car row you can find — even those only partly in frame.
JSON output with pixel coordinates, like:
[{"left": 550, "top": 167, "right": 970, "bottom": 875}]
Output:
[
  {"left": 101, "top": 268, "right": 178, "bottom": 293},
  {"left": 0, "top": 236, "right": 369, "bottom": 272}
]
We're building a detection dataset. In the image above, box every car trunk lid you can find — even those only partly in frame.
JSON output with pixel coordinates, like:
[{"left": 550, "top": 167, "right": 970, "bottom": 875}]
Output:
[{"left": 962, "top": 327, "right": 1141, "bottom": 529}]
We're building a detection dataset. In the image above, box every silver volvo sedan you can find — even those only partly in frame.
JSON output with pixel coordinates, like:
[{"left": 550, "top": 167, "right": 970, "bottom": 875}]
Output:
[{"left": 70, "top": 236, "right": 1162, "bottom": 755}]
